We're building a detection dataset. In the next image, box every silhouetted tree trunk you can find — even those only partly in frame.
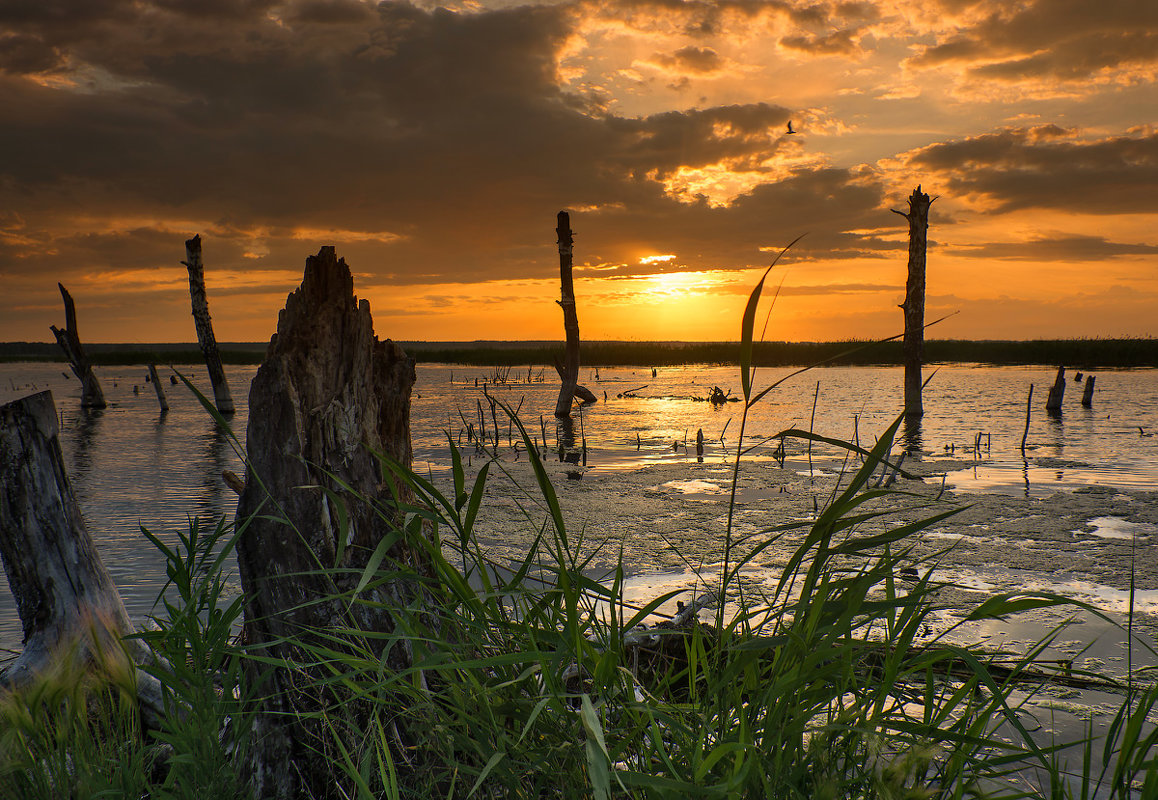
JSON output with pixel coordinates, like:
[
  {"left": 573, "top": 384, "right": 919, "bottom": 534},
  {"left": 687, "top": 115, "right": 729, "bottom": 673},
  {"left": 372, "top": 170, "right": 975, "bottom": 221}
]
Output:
[
  {"left": 893, "top": 187, "right": 933, "bottom": 418},
  {"left": 235, "top": 247, "right": 425, "bottom": 800},
  {"left": 1046, "top": 366, "right": 1066, "bottom": 413},
  {"left": 147, "top": 364, "right": 169, "bottom": 411},
  {"left": 554, "top": 211, "right": 581, "bottom": 418},
  {"left": 50, "top": 284, "right": 106, "bottom": 409},
  {"left": 183, "top": 235, "right": 235, "bottom": 414}
]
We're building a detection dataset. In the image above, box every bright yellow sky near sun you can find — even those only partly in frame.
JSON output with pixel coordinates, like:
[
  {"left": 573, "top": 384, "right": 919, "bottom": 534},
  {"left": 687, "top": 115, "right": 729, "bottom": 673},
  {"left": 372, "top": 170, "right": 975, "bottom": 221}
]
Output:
[{"left": 1, "top": 0, "right": 1156, "bottom": 343}]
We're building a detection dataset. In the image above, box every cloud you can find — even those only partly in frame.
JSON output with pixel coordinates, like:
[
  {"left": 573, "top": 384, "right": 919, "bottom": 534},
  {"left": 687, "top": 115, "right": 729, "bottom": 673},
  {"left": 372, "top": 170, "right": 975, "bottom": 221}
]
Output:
[
  {"left": 900, "top": 126, "right": 1158, "bottom": 214},
  {"left": 905, "top": 0, "right": 1158, "bottom": 92},
  {"left": 952, "top": 234, "right": 1158, "bottom": 261}
]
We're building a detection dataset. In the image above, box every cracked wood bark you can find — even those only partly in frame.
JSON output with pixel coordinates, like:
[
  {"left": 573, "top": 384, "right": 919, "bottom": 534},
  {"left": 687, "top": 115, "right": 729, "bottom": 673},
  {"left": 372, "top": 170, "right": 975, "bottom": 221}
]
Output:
[
  {"left": 183, "top": 235, "right": 235, "bottom": 414},
  {"left": 892, "top": 187, "right": 932, "bottom": 418},
  {"left": 235, "top": 246, "right": 423, "bottom": 800},
  {"left": 49, "top": 284, "right": 106, "bottom": 409},
  {"left": 0, "top": 391, "right": 164, "bottom": 723},
  {"left": 554, "top": 211, "right": 582, "bottom": 418}
]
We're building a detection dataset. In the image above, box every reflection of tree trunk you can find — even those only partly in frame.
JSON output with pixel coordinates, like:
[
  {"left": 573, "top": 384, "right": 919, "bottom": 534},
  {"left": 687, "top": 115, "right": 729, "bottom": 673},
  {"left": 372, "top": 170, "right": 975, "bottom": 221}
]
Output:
[
  {"left": 0, "top": 391, "right": 164, "bottom": 723},
  {"left": 892, "top": 187, "right": 932, "bottom": 419},
  {"left": 555, "top": 416, "right": 581, "bottom": 464},
  {"left": 901, "top": 414, "right": 922, "bottom": 454},
  {"left": 554, "top": 212, "right": 581, "bottom": 418},
  {"left": 183, "top": 235, "right": 235, "bottom": 414},
  {"left": 50, "top": 284, "right": 106, "bottom": 409},
  {"left": 235, "top": 247, "right": 425, "bottom": 800}
]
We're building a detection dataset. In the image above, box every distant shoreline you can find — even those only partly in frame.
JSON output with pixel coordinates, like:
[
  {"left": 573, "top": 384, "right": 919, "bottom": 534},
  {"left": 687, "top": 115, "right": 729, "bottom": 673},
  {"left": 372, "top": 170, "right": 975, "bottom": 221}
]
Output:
[{"left": 2, "top": 339, "right": 1156, "bottom": 368}]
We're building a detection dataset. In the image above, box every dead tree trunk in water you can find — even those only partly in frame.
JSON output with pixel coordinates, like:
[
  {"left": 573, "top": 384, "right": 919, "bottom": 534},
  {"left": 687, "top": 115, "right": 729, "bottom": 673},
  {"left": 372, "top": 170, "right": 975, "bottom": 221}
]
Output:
[
  {"left": 892, "top": 187, "right": 933, "bottom": 418},
  {"left": 0, "top": 391, "right": 164, "bottom": 720},
  {"left": 554, "top": 211, "right": 582, "bottom": 418},
  {"left": 1046, "top": 366, "right": 1066, "bottom": 413},
  {"left": 50, "top": 284, "right": 106, "bottom": 409},
  {"left": 234, "top": 247, "right": 423, "bottom": 800},
  {"left": 147, "top": 364, "right": 169, "bottom": 411},
  {"left": 183, "top": 235, "right": 235, "bottom": 414}
]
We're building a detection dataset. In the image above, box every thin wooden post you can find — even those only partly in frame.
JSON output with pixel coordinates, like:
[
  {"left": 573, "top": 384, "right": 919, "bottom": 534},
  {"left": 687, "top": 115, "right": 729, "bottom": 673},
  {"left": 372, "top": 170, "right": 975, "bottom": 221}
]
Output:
[
  {"left": 183, "top": 235, "right": 235, "bottom": 414},
  {"left": 892, "top": 187, "right": 933, "bottom": 418},
  {"left": 147, "top": 364, "right": 169, "bottom": 411},
  {"left": 1021, "top": 384, "right": 1033, "bottom": 454},
  {"left": 49, "top": 284, "right": 106, "bottom": 409},
  {"left": 1081, "top": 375, "right": 1096, "bottom": 408},
  {"left": 554, "top": 211, "right": 580, "bottom": 418},
  {"left": 1045, "top": 366, "right": 1065, "bottom": 413}
]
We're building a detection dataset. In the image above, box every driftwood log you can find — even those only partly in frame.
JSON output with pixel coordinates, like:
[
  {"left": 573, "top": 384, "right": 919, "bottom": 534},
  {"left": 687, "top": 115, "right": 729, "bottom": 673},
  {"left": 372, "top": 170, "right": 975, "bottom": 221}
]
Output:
[
  {"left": 49, "top": 284, "right": 106, "bottom": 409},
  {"left": 0, "top": 391, "right": 164, "bottom": 722},
  {"left": 892, "top": 187, "right": 933, "bottom": 419},
  {"left": 183, "top": 235, "right": 235, "bottom": 414},
  {"left": 234, "top": 246, "right": 424, "bottom": 800}
]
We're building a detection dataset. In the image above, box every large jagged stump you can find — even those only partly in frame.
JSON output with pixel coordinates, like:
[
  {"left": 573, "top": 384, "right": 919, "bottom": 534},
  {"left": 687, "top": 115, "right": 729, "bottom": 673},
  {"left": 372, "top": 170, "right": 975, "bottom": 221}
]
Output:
[{"left": 235, "top": 246, "right": 422, "bottom": 800}]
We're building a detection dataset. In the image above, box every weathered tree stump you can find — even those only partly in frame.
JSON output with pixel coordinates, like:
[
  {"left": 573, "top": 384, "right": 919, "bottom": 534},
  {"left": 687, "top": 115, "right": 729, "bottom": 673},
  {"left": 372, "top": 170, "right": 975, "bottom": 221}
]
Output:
[
  {"left": 1082, "top": 374, "right": 1096, "bottom": 408},
  {"left": 892, "top": 187, "right": 933, "bottom": 418},
  {"left": 183, "top": 235, "right": 235, "bottom": 414},
  {"left": 0, "top": 392, "right": 163, "bottom": 719},
  {"left": 1045, "top": 366, "right": 1066, "bottom": 413},
  {"left": 234, "top": 246, "right": 423, "bottom": 800},
  {"left": 49, "top": 284, "right": 106, "bottom": 409}
]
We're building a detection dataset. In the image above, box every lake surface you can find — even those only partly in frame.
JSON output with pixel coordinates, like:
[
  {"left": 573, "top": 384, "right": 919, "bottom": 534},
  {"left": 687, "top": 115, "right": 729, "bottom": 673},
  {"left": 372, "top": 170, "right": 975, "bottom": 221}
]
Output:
[{"left": 2, "top": 359, "right": 1158, "bottom": 651}]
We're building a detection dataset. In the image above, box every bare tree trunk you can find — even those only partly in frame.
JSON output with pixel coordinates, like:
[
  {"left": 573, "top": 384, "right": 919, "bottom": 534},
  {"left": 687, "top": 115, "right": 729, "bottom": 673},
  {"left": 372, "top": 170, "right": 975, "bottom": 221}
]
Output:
[
  {"left": 892, "top": 187, "right": 933, "bottom": 418},
  {"left": 234, "top": 247, "right": 424, "bottom": 800},
  {"left": 554, "top": 211, "right": 581, "bottom": 418},
  {"left": 1081, "top": 374, "right": 1096, "bottom": 408},
  {"left": 0, "top": 392, "right": 164, "bottom": 720},
  {"left": 147, "top": 364, "right": 169, "bottom": 411},
  {"left": 49, "top": 284, "right": 106, "bottom": 409},
  {"left": 1045, "top": 366, "right": 1066, "bottom": 413},
  {"left": 183, "top": 235, "right": 235, "bottom": 414}
]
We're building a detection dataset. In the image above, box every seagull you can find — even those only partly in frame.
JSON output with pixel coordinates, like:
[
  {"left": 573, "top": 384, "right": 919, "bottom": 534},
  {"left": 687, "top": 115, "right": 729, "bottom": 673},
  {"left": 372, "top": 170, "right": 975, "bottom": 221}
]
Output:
[{"left": 786, "top": 120, "right": 796, "bottom": 134}]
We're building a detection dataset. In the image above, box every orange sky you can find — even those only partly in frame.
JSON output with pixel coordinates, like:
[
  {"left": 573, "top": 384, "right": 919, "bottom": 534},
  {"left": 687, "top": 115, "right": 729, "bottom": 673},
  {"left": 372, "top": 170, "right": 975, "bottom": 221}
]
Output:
[{"left": 1, "top": 0, "right": 1156, "bottom": 343}]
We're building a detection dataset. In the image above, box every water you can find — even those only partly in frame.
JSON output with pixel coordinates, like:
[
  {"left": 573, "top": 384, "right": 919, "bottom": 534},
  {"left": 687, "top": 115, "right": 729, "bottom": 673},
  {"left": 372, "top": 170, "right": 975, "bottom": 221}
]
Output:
[{"left": 2, "top": 360, "right": 1158, "bottom": 651}]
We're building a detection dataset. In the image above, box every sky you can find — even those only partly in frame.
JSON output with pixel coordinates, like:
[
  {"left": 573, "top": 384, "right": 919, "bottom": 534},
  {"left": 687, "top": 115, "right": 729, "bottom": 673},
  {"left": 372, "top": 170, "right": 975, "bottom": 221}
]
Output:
[{"left": 0, "top": 0, "right": 1156, "bottom": 344}]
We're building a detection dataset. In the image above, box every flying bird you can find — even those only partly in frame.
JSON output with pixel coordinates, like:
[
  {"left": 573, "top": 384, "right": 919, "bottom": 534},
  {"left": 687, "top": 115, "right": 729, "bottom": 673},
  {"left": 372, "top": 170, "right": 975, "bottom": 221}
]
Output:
[{"left": 786, "top": 120, "right": 796, "bottom": 134}]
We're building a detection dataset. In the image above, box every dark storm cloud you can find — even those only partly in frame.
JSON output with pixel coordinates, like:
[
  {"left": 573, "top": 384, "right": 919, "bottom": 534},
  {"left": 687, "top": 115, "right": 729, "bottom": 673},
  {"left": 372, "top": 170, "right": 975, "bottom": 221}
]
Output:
[
  {"left": 0, "top": 0, "right": 907, "bottom": 291},
  {"left": 909, "top": 0, "right": 1158, "bottom": 83},
  {"left": 903, "top": 126, "right": 1158, "bottom": 214}
]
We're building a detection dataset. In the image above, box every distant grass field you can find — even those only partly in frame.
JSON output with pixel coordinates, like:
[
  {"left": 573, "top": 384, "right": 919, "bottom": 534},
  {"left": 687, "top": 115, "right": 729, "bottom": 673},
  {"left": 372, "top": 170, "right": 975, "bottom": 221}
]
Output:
[{"left": 2, "top": 338, "right": 1156, "bottom": 368}]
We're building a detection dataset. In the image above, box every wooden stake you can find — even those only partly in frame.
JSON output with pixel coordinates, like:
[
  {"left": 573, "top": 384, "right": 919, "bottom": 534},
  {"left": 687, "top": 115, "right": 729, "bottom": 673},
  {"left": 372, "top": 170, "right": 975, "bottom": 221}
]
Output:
[
  {"left": 183, "top": 235, "right": 235, "bottom": 414},
  {"left": 554, "top": 211, "right": 581, "bottom": 418},
  {"left": 1021, "top": 384, "right": 1033, "bottom": 454},
  {"left": 147, "top": 364, "right": 169, "bottom": 411},
  {"left": 49, "top": 284, "right": 106, "bottom": 408},
  {"left": 892, "top": 186, "right": 933, "bottom": 418}
]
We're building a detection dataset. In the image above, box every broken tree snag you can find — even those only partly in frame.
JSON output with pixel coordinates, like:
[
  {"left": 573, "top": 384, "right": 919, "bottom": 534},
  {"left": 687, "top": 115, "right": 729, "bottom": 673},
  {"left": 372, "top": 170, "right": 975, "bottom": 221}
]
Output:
[
  {"left": 1082, "top": 374, "right": 1096, "bottom": 408},
  {"left": 1045, "top": 366, "right": 1066, "bottom": 413},
  {"left": 892, "top": 186, "right": 933, "bottom": 418},
  {"left": 234, "top": 246, "right": 421, "bottom": 800},
  {"left": 0, "top": 391, "right": 166, "bottom": 722},
  {"left": 147, "top": 364, "right": 169, "bottom": 411},
  {"left": 183, "top": 235, "right": 235, "bottom": 414},
  {"left": 49, "top": 283, "right": 106, "bottom": 409},
  {"left": 554, "top": 211, "right": 583, "bottom": 418}
]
